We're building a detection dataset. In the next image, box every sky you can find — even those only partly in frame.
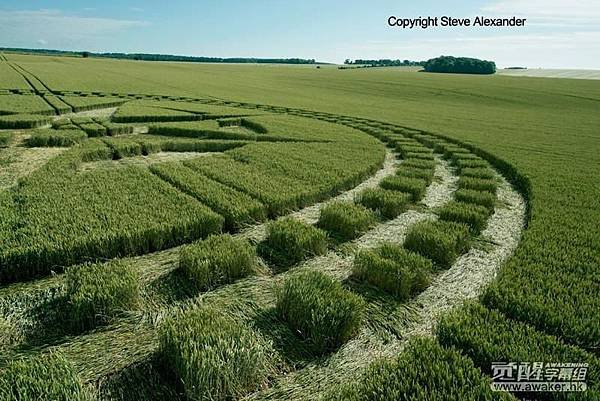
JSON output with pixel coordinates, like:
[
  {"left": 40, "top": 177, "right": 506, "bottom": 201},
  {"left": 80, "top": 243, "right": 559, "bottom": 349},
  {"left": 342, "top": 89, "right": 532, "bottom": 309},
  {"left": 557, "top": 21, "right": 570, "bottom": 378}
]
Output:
[{"left": 0, "top": 0, "right": 599, "bottom": 68}]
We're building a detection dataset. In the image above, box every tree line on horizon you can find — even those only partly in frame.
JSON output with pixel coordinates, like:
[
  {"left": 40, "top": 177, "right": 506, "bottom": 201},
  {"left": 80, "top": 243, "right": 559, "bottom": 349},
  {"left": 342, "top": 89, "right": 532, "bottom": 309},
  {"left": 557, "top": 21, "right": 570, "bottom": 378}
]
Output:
[
  {"left": 0, "top": 47, "right": 495, "bottom": 73},
  {"left": 344, "top": 59, "right": 424, "bottom": 66},
  {"left": 0, "top": 47, "right": 318, "bottom": 65},
  {"left": 344, "top": 56, "right": 496, "bottom": 74}
]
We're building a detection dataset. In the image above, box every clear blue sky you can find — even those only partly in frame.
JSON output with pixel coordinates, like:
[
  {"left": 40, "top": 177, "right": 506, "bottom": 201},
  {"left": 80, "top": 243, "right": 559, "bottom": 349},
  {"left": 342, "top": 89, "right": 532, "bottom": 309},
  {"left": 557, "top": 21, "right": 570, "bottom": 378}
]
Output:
[{"left": 1, "top": 0, "right": 599, "bottom": 68}]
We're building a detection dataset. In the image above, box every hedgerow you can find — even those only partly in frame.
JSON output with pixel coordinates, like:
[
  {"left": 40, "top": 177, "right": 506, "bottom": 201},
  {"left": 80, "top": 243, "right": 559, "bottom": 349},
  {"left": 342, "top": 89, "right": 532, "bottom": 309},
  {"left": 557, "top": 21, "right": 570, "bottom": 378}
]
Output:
[
  {"left": 0, "top": 352, "right": 89, "bottom": 401},
  {"left": 277, "top": 269, "right": 364, "bottom": 354},
  {"left": 326, "top": 337, "right": 515, "bottom": 401},
  {"left": 65, "top": 260, "right": 139, "bottom": 330},
  {"left": 150, "top": 162, "right": 266, "bottom": 229},
  {"left": 353, "top": 243, "right": 431, "bottom": 300},
  {"left": 404, "top": 220, "right": 470, "bottom": 268},
  {"left": 179, "top": 234, "right": 256, "bottom": 290},
  {"left": 455, "top": 188, "right": 496, "bottom": 211},
  {"left": 0, "top": 113, "right": 52, "bottom": 129},
  {"left": 438, "top": 302, "right": 600, "bottom": 397},
  {"left": 160, "top": 306, "right": 272, "bottom": 401},
  {"left": 355, "top": 188, "right": 411, "bottom": 219},
  {"left": 317, "top": 202, "right": 377, "bottom": 241},
  {"left": 458, "top": 176, "right": 498, "bottom": 193},
  {"left": 379, "top": 176, "right": 427, "bottom": 201},
  {"left": 26, "top": 129, "right": 87, "bottom": 147},
  {"left": 438, "top": 201, "right": 490, "bottom": 234},
  {"left": 259, "top": 218, "right": 327, "bottom": 267}
]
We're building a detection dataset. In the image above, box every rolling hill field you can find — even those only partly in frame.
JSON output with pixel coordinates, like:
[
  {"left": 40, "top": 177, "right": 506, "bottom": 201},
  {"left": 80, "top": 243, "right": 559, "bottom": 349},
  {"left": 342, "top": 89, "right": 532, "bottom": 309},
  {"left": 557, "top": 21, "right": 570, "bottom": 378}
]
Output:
[{"left": 0, "top": 53, "right": 598, "bottom": 400}]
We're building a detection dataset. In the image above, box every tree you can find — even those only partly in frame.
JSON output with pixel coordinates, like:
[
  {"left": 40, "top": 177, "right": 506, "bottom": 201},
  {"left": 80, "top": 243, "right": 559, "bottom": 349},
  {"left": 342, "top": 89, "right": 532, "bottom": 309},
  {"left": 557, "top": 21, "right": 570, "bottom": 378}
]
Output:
[{"left": 423, "top": 56, "right": 496, "bottom": 74}]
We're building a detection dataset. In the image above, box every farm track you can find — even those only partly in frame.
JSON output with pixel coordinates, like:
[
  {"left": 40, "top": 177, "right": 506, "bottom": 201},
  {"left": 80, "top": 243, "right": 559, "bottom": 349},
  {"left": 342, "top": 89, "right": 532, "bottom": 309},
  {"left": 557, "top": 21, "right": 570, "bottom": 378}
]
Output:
[
  {"left": 4, "top": 62, "right": 66, "bottom": 114},
  {"left": 0, "top": 87, "right": 528, "bottom": 399}
]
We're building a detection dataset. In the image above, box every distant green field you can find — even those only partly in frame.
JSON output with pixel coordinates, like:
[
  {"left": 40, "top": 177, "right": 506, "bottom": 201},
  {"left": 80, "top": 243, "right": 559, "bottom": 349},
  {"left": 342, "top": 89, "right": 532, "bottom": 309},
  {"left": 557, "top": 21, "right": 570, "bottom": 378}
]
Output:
[
  {"left": 499, "top": 68, "right": 600, "bottom": 80},
  {"left": 0, "top": 53, "right": 598, "bottom": 400}
]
